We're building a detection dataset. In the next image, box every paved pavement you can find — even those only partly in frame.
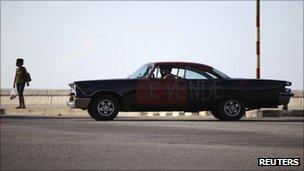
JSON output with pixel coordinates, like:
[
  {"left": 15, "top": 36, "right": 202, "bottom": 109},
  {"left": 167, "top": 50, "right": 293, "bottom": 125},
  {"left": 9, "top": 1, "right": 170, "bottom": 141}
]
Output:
[
  {"left": 1, "top": 104, "right": 303, "bottom": 118},
  {"left": 0, "top": 115, "right": 303, "bottom": 170}
]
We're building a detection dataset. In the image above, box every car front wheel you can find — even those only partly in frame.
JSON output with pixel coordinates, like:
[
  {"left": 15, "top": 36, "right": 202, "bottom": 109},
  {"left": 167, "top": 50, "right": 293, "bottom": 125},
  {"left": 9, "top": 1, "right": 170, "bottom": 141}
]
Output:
[
  {"left": 217, "top": 99, "right": 245, "bottom": 121},
  {"left": 88, "top": 95, "right": 119, "bottom": 121}
]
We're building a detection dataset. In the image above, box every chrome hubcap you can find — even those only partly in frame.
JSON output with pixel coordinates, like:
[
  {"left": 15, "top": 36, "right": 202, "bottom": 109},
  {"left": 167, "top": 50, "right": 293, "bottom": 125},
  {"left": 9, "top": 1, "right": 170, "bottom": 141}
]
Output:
[
  {"left": 97, "top": 99, "right": 114, "bottom": 116},
  {"left": 224, "top": 100, "right": 241, "bottom": 117}
]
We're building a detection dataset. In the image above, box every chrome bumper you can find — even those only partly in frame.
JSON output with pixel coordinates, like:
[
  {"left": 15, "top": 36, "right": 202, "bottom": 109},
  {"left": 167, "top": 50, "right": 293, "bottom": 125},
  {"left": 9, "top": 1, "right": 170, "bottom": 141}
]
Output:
[
  {"left": 67, "top": 97, "right": 91, "bottom": 110},
  {"left": 278, "top": 92, "right": 294, "bottom": 105}
]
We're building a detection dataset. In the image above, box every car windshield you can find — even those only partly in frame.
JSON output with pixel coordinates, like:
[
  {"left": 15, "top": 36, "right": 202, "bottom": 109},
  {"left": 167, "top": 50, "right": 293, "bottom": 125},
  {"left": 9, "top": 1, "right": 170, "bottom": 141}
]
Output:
[
  {"left": 212, "top": 68, "right": 230, "bottom": 79},
  {"left": 128, "top": 64, "right": 151, "bottom": 79}
]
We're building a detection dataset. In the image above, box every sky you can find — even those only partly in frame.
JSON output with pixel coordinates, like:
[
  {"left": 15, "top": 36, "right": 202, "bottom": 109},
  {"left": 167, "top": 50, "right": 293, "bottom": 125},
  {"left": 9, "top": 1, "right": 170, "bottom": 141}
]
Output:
[{"left": 1, "top": 1, "right": 303, "bottom": 90}]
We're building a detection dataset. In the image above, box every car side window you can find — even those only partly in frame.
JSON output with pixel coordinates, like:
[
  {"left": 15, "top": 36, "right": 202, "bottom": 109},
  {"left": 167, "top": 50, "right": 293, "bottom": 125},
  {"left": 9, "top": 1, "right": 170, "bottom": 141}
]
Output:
[
  {"left": 185, "top": 69, "right": 208, "bottom": 80},
  {"left": 151, "top": 67, "right": 186, "bottom": 79},
  {"left": 171, "top": 68, "right": 178, "bottom": 76},
  {"left": 177, "top": 69, "right": 185, "bottom": 78},
  {"left": 151, "top": 67, "right": 162, "bottom": 79}
]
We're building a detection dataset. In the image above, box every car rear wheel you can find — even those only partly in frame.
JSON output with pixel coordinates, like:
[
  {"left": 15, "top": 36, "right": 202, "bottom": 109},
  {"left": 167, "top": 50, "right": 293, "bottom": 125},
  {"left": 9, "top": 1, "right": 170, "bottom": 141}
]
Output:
[
  {"left": 215, "top": 99, "right": 245, "bottom": 121},
  {"left": 88, "top": 95, "right": 119, "bottom": 121}
]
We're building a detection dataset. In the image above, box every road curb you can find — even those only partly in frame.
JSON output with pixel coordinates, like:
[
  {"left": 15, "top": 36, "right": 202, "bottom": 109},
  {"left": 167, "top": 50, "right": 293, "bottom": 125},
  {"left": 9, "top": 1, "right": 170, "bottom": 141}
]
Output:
[
  {"left": 0, "top": 108, "right": 87, "bottom": 117},
  {"left": 260, "top": 109, "right": 304, "bottom": 117},
  {"left": 0, "top": 108, "right": 303, "bottom": 117}
]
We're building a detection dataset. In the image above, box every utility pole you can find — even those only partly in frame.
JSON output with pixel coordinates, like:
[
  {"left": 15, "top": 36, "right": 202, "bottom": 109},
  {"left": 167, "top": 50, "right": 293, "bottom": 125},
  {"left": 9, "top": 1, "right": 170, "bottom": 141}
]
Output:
[{"left": 256, "top": 0, "right": 260, "bottom": 79}]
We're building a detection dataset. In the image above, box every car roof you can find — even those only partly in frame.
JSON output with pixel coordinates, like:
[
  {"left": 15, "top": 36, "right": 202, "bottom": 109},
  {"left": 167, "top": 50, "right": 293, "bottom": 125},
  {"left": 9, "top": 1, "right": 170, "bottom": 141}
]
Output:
[{"left": 152, "top": 61, "right": 213, "bottom": 71}]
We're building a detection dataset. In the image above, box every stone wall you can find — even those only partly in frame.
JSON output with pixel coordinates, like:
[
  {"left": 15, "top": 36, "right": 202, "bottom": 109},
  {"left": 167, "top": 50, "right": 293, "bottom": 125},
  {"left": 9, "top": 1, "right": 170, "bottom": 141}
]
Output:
[
  {"left": 1, "top": 89, "right": 303, "bottom": 109},
  {"left": 1, "top": 89, "right": 69, "bottom": 105}
]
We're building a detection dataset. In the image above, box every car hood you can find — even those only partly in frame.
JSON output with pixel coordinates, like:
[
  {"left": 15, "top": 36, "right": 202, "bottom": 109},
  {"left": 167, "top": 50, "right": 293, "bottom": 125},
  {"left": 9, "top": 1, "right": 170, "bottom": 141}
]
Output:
[
  {"left": 74, "top": 78, "right": 129, "bottom": 84},
  {"left": 70, "top": 78, "right": 138, "bottom": 96}
]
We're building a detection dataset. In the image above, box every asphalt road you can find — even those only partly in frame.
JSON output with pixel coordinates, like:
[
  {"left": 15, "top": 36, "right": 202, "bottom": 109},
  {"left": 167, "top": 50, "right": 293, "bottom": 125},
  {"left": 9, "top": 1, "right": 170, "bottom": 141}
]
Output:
[{"left": 1, "top": 115, "right": 303, "bottom": 170}]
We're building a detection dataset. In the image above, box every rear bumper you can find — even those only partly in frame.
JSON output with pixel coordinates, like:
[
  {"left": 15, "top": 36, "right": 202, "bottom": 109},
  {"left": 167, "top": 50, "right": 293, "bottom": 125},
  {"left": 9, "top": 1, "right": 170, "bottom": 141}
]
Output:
[
  {"left": 278, "top": 92, "right": 294, "bottom": 105},
  {"left": 67, "top": 97, "right": 91, "bottom": 109}
]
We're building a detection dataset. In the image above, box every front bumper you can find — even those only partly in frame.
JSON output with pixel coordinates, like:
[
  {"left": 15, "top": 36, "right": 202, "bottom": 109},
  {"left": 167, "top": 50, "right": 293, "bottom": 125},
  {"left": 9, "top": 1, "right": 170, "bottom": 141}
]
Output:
[
  {"left": 67, "top": 97, "right": 91, "bottom": 110},
  {"left": 278, "top": 92, "right": 294, "bottom": 105}
]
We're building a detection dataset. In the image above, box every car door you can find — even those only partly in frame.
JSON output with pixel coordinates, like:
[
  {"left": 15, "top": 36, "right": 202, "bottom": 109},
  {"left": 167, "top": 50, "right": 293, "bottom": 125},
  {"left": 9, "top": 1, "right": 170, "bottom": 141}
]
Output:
[
  {"left": 135, "top": 67, "right": 187, "bottom": 110},
  {"left": 184, "top": 68, "right": 214, "bottom": 111}
]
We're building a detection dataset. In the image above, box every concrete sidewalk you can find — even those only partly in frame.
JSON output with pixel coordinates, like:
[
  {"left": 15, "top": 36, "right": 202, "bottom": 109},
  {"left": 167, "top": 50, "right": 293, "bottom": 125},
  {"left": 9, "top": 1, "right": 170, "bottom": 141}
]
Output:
[
  {"left": 0, "top": 104, "right": 140, "bottom": 117},
  {"left": 0, "top": 104, "right": 206, "bottom": 117},
  {"left": 1, "top": 89, "right": 303, "bottom": 117},
  {"left": 0, "top": 104, "right": 303, "bottom": 118},
  {"left": 0, "top": 104, "right": 85, "bottom": 117}
]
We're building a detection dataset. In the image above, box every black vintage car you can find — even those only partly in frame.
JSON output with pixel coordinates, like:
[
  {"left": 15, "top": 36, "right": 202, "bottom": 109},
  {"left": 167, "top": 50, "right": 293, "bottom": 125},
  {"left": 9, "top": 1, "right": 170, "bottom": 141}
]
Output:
[{"left": 67, "top": 62, "right": 294, "bottom": 121}]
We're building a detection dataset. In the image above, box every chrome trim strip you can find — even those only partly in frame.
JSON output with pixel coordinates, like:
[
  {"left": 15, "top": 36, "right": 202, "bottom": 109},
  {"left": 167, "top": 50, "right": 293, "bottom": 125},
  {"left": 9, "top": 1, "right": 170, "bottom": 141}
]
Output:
[{"left": 90, "top": 89, "right": 124, "bottom": 98}]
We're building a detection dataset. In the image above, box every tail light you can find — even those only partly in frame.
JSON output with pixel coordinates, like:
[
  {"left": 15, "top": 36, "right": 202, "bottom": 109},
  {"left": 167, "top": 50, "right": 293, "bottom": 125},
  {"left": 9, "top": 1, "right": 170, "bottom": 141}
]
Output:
[{"left": 285, "top": 81, "right": 292, "bottom": 86}]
